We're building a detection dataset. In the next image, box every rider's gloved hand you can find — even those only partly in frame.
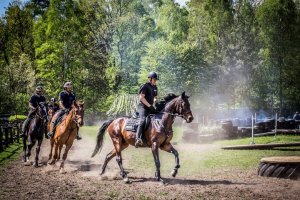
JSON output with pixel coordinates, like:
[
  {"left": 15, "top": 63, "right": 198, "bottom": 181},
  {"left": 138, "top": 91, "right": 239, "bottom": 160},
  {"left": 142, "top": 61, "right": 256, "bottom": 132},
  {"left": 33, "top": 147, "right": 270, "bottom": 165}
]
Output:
[{"left": 149, "top": 105, "right": 156, "bottom": 113}]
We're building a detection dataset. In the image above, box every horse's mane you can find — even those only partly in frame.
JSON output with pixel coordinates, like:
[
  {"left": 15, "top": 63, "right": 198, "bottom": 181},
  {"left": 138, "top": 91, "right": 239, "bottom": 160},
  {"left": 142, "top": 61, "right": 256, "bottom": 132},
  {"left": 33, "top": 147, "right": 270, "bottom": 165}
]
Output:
[{"left": 155, "top": 93, "right": 178, "bottom": 112}]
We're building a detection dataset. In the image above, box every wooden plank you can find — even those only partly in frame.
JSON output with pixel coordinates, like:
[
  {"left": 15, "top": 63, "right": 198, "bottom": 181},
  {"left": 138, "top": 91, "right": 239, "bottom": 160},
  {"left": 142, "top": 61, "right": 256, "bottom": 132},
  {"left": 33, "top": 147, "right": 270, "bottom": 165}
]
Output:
[
  {"left": 261, "top": 156, "right": 300, "bottom": 164},
  {"left": 222, "top": 142, "right": 300, "bottom": 150}
]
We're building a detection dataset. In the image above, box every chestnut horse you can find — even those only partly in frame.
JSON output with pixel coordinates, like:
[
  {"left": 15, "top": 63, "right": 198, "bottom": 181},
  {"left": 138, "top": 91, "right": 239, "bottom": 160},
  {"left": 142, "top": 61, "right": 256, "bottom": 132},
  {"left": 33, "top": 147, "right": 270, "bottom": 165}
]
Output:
[
  {"left": 48, "top": 101, "right": 84, "bottom": 173},
  {"left": 91, "top": 92, "right": 193, "bottom": 183},
  {"left": 23, "top": 102, "right": 48, "bottom": 167}
]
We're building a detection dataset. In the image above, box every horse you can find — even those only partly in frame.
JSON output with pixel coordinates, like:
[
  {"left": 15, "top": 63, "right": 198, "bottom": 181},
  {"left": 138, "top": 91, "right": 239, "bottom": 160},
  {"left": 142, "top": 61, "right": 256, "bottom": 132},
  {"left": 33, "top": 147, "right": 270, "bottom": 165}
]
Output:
[
  {"left": 23, "top": 102, "right": 49, "bottom": 167},
  {"left": 91, "top": 92, "right": 194, "bottom": 183},
  {"left": 48, "top": 101, "right": 84, "bottom": 173},
  {"left": 47, "top": 104, "right": 57, "bottom": 134}
]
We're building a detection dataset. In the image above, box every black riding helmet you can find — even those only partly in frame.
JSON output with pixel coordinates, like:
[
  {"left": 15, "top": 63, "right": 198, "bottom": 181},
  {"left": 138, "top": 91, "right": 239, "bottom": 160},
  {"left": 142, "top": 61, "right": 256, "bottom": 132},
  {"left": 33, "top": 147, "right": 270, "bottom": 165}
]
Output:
[{"left": 148, "top": 71, "right": 159, "bottom": 80}]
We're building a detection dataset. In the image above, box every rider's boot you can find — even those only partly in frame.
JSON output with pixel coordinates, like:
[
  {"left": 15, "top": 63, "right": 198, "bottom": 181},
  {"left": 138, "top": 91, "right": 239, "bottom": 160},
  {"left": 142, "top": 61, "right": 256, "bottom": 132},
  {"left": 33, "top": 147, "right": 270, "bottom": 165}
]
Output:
[
  {"left": 135, "top": 124, "right": 144, "bottom": 148},
  {"left": 20, "top": 118, "right": 30, "bottom": 137}
]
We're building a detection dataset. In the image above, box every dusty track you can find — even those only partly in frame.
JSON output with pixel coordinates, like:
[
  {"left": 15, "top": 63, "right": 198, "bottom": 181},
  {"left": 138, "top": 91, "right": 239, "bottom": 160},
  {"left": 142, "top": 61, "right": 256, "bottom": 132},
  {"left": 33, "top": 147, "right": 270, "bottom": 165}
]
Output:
[{"left": 0, "top": 136, "right": 299, "bottom": 200}]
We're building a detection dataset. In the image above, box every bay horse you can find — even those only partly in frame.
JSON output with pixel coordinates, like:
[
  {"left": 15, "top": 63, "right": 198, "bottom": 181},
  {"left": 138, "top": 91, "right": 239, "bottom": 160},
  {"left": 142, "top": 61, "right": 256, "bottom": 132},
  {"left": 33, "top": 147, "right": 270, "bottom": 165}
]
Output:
[
  {"left": 48, "top": 101, "right": 84, "bottom": 173},
  {"left": 91, "top": 92, "right": 193, "bottom": 183},
  {"left": 23, "top": 102, "right": 48, "bottom": 167}
]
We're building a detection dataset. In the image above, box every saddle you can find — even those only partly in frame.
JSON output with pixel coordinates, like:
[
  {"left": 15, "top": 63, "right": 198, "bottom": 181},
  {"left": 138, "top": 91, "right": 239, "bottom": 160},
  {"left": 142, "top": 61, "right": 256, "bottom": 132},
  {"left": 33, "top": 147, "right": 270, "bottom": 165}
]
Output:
[{"left": 124, "top": 113, "right": 162, "bottom": 132}]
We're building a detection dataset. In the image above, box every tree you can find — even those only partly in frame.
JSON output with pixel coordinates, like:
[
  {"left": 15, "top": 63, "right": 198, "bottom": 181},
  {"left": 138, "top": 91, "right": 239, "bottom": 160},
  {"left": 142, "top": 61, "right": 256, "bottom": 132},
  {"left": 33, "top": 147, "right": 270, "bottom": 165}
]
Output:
[{"left": 256, "top": 0, "right": 297, "bottom": 113}]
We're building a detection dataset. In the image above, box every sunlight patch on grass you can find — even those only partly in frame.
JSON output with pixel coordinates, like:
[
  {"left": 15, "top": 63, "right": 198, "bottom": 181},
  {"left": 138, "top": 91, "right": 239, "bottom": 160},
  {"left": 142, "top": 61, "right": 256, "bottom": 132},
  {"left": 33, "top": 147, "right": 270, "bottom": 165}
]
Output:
[{"left": 0, "top": 143, "right": 23, "bottom": 166}]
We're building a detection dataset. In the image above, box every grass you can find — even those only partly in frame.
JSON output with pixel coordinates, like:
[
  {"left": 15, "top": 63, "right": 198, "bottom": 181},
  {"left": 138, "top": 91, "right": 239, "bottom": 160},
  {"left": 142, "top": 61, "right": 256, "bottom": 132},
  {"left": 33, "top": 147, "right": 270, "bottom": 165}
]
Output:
[
  {"left": 215, "top": 135, "right": 300, "bottom": 146},
  {"left": 1, "top": 125, "right": 299, "bottom": 176},
  {"left": 79, "top": 126, "right": 300, "bottom": 176},
  {"left": 0, "top": 143, "right": 23, "bottom": 166}
]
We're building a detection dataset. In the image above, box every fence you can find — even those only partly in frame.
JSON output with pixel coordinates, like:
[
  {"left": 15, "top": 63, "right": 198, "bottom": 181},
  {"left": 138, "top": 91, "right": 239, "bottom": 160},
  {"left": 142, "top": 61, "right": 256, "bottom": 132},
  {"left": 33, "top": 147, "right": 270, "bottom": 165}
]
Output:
[{"left": 0, "top": 121, "right": 23, "bottom": 152}]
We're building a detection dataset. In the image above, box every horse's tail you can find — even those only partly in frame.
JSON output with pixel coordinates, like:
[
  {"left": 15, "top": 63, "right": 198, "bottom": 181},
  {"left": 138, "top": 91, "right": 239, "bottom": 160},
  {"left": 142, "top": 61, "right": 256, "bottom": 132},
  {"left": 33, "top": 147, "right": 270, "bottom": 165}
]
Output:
[{"left": 91, "top": 119, "right": 114, "bottom": 157}]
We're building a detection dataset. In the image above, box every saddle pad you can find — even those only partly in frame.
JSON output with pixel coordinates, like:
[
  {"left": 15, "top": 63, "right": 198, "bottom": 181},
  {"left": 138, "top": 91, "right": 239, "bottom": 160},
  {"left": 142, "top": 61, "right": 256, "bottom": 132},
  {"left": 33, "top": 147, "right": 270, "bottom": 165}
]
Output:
[{"left": 125, "top": 118, "right": 139, "bottom": 132}]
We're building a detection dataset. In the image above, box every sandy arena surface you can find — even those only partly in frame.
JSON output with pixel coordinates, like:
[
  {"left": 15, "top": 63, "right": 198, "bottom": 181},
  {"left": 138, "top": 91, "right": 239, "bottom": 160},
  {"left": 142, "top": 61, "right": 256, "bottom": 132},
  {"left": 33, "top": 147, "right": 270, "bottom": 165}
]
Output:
[{"left": 0, "top": 136, "right": 299, "bottom": 200}]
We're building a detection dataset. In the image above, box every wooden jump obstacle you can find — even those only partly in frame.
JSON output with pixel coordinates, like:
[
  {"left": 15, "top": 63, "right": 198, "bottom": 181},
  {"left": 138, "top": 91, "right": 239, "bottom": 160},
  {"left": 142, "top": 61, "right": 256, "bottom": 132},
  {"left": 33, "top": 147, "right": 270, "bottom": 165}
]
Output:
[{"left": 222, "top": 142, "right": 300, "bottom": 150}]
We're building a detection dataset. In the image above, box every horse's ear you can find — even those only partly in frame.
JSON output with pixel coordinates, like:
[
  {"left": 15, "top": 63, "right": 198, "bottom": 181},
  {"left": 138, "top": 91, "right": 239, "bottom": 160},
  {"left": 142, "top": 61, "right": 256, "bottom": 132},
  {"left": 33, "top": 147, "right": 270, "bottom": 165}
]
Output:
[
  {"left": 77, "top": 100, "right": 84, "bottom": 106},
  {"left": 181, "top": 92, "right": 186, "bottom": 98}
]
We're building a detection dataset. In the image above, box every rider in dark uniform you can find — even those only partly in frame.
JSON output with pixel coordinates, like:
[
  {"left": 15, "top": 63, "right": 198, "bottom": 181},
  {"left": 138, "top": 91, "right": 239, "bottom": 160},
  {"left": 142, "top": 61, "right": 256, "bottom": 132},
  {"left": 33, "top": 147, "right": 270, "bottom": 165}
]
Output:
[
  {"left": 47, "top": 82, "right": 81, "bottom": 140},
  {"left": 20, "top": 86, "right": 47, "bottom": 137},
  {"left": 135, "top": 72, "right": 159, "bottom": 147}
]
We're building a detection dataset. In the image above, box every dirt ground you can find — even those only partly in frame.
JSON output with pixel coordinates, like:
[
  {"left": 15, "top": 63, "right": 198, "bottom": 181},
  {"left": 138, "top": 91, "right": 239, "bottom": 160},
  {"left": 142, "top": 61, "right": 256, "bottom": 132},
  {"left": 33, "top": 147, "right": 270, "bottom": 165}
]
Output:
[{"left": 0, "top": 136, "right": 299, "bottom": 200}]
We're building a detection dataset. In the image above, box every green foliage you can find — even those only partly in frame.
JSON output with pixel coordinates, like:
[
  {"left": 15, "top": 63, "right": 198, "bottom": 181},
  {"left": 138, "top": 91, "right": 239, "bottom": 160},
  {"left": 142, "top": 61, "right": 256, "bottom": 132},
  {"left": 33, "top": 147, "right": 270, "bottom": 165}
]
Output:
[
  {"left": 0, "top": 0, "right": 300, "bottom": 116},
  {"left": 8, "top": 114, "right": 27, "bottom": 122}
]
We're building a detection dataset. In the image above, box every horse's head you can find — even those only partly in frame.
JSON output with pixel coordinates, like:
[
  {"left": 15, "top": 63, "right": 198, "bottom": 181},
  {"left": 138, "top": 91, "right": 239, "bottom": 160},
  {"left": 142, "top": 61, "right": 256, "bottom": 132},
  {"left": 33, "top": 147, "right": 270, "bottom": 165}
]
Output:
[
  {"left": 175, "top": 92, "right": 194, "bottom": 123},
  {"left": 73, "top": 100, "right": 85, "bottom": 127},
  {"left": 38, "top": 102, "right": 49, "bottom": 122}
]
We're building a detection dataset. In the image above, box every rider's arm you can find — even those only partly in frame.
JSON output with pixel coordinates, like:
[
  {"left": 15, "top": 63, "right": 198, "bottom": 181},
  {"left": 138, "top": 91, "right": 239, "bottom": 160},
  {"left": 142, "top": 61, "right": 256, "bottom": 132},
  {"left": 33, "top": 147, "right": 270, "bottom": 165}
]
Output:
[
  {"left": 59, "top": 101, "right": 66, "bottom": 110},
  {"left": 59, "top": 92, "right": 66, "bottom": 110},
  {"left": 29, "top": 103, "right": 36, "bottom": 110},
  {"left": 140, "top": 94, "right": 151, "bottom": 108},
  {"left": 29, "top": 96, "right": 37, "bottom": 110}
]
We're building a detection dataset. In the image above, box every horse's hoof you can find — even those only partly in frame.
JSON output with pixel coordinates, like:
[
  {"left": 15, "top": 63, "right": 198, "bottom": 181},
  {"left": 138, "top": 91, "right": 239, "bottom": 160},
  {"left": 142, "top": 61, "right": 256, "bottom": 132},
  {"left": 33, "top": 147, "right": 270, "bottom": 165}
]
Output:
[
  {"left": 158, "top": 178, "right": 165, "bottom": 185},
  {"left": 48, "top": 160, "right": 55, "bottom": 165},
  {"left": 60, "top": 168, "right": 66, "bottom": 174},
  {"left": 24, "top": 161, "right": 32, "bottom": 166},
  {"left": 34, "top": 163, "right": 39, "bottom": 168},
  {"left": 123, "top": 177, "right": 131, "bottom": 184},
  {"left": 171, "top": 169, "right": 178, "bottom": 177}
]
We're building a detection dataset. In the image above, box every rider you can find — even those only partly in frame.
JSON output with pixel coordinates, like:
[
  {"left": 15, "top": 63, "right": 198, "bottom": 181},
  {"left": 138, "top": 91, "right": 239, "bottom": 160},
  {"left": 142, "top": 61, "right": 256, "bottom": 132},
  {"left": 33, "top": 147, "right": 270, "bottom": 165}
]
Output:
[
  {"left": 47, "top": 82, "right": 82, "bottom": 140},
  {"left": 135, "top": 71, "right": 158, "bottom": 147},
  {"left": 20, "top": 86, "right": 47, "bottom": 137},
  {"left": 48, "top": 98, "right": 59, "bottom": 113}
]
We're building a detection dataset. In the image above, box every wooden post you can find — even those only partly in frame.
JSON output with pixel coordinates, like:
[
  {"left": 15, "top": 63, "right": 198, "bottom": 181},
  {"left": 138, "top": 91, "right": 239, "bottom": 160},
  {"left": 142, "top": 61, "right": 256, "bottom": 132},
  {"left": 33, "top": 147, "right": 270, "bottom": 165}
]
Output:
[
  {"left": 274, "top": 113, "right": 277, "bottom": 138},
  {"left": 251, "top": 115, "right": 255, "bottom": 144},
  {"left": 4, "top": 126, "right": 9, "bottom": 148},
  {"left": 8, "top": 125, "right": 13, "bottom": 144},
  {"left": 16, "top": 122, "right": 21, "bottom": 143},
  {"left": 0, "top": 125, "right": 3, "bottom": 152}
]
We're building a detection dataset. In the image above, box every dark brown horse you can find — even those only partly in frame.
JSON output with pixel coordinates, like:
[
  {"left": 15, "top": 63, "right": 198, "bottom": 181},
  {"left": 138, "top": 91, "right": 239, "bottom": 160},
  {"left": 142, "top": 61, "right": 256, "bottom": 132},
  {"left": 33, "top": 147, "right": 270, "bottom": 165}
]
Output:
[
  {"left": 48, "top": 102, "right": 84, "bottom": 173},
  {"left": 92, "top": 92, "right": 193, "bottom": 183},
  {"left": 23, "top": 102, "right": 48, "bottom": 167}
]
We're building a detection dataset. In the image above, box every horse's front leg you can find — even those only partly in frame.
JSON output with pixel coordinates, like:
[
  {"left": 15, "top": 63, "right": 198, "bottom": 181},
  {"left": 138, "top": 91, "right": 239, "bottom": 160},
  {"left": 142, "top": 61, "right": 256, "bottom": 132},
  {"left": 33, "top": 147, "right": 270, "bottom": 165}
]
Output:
[
  {"left": 34, "top": 138, "right": 43, "bottom": 167},
  {"left": 48, "top": 138, "right": 54, "bottom": 161},
  {"left": 49, "top": 142, "right": 59, "bottom": 165},
  {"left": 152, "top": 141, "right": 164, "bottom": 183},
  {"left": 160, "top": 143, "right": 180, "bottom": 177},
  {"left": 59, "top": 144, "right": 71, "bottom": 173},
  {"left": 22, "top": 135, "right": 27, "bottom": 162},
  {"left": 25, "top": 136, "right": 36, "bottom": 166}
]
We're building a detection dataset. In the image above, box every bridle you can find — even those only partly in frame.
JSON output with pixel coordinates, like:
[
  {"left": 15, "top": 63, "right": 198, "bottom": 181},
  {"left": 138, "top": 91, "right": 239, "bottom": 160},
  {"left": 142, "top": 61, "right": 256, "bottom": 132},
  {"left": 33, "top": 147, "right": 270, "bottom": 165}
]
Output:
[
  {"left": 36, "top": 104, "right": 48, "bottom": 122},
  {"left": 71, "top": 105, "right": 84, "bottom": 127},
  {"left": 161, "top": 97, "right": 192, "bottom": 120}
]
